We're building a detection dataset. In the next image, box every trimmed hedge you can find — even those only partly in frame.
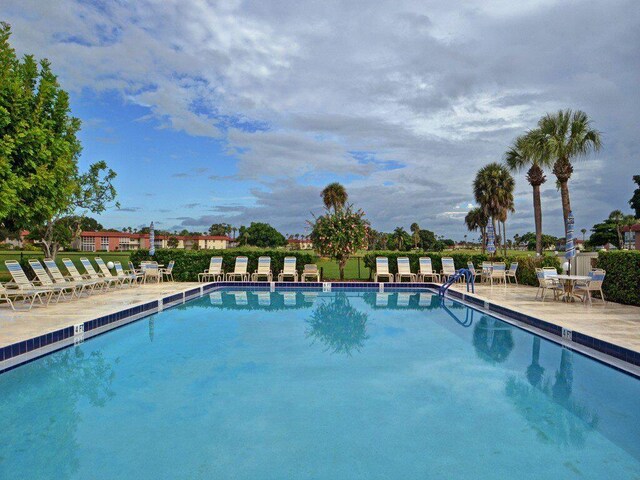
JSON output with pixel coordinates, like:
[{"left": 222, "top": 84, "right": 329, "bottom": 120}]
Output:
[
  {"left": 596, "top": 251, "right": 640, "bottom": 306},
  {"left": 363, "top": 251, "right": 561, "bottom": 287},
  {"left": 130, "top": 249, "right": 317, "bottom": 282}
]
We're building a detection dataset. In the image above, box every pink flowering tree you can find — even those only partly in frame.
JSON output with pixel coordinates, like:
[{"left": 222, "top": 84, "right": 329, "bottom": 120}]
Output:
[{"left": 309, "top": 206, "right": 368, "bottom": 280}]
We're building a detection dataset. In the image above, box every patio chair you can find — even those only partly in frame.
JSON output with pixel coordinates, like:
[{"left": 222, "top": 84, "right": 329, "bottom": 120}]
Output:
[
  {"left": 112, "top": 261, "right": 138, "bottom": 286},
  {"left": 480, "top": 262, "right": 493, "bottom": 283},
  {"left": 251, "top": 256, "right": 272, "bottom": 281},
  {"left": 505, "top": 262, "right": 519, "bottom": 284},
  {"left": 489, "top": 262, "right": 507, "bottom": 286},
  {"left": 141, "top": 261, "right": 160, "bottom": 283},
  {"left": 574, "top": 269, "right": 606, "bottom": 305},
  {"left": 28, "top": 259, "right": 76, "bottom": 301},
  {"left": 95, "top": 258, "right": 126, "bottom": 288},
  {"left": 79, "top": 258, "right": 118, "bottom": 289},
  {"left": 3, "top": 260, "right": 55, "bottom": 307},
  {"left": 0, "top": 282, "right": 53, "bottom": 311},
  {"left": 396, "top": 257, "right": 417, "bottom": 282},
  {"left": 441, "top": 257, "right": 456, "bottom": 282},
  {"left": 159, "top": 260, "right": 175, "bottom": 282},
  {"left": 44, "top": 259, "right": 96, "bottom": 296},
  {"left": 278, "top": 257, "right": 298, "bottom": 282},
  {"left": 226, "top": 256, "right": 249, "bottom": 281},
  {"left": 301, "top": 264, "right": 320, "bottom": 282},
  {"left": 61, "top": 258, "right": 106, "bottom": 292},
  {"left": 374, "top": 257, "right": 394, "bottom": 282},
  {"left": 198, "top": 257, "right": 223, "bottom": 282},
  {"left": 418, "top": 257, "right": 440, "bottom": 282},
  {"left": 535, "top": 268, "right": 562, "bottom": 301}
]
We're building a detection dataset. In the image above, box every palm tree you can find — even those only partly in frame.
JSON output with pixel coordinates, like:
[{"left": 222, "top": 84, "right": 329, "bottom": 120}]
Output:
[
  {"left": 321, "top": 182, "right": 348, "bottom": 213},
  {"left": 536, "top": 110, "right": 602, "bottom": 229},
  {"left": 580, "top": 228, "right": 587, "bottom": 242},
  {"left": 609, "top": 210, "right": 636, "bottom": 249},
  {"left": 232, "top": 227, "right": 237, "bottom": 240},
  {"left": 464, "top": 207, "right": 488, "bottom": 253},
  {"left": 392, "top": 227, "right": 407, "bottom": 251},
  {"left": 505, "top": 130, "right": 553, "bottom": 255},
  {"left": 410, "top": 222, "right": 420, "bottom": 249},
  {"left": 473, "top": 163, "right": 515, "bottom": 256}
]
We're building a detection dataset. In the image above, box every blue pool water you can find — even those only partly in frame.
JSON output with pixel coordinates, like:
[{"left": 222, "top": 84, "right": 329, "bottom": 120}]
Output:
[{"left": 1, "top": 289, "right": 639, "bottom": 479}]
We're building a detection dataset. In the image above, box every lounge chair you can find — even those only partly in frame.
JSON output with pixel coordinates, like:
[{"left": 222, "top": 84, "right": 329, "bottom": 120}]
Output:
[
  {"left": 575, "top": 269, "right": 606, "bottom": 305},
  {"left": 251, "top": 256, "right": 272, "bottom": 281},
  {"left": 199, "top": 257, "right": 223, "bottom": 282},
  {"left": 489, "top": 262, "right": 507, "bottom": 286},
  {"left": 396, "top": 257, "right": 416, "bottom": 282},
  {"left": 62, "top": 258, "right": 106, "bottom": 292},
  {"left": 301, "top": 264, "right": 320, "bottom": 282},
  {"left": 505, "top": 262, "right": 519, "bottom": 284},
  {"left": 374, "top": 257, "right": 394, "bottom": 282},
  {"left": 535, "top": 268, "right": 562, "bottom": 301},
  {"left": 441, "top": 257, "right": 456, "bottom": 281},
  {"left": 278, "top": 257, "right": 298, "bottom": 282},
  {"left": 44, "top": 259, "right": 96, "bottom": 296},
  {"left": 3, "top": 260, "right": 54, "bottom": 308},
  {"left": 112, "top": 261, "right": 139, "bottom": 286},
  {"left": 0, "top": 282, "right": 52, "bottom": 311},
  {"left": 95, "top": 258, "right": 126, "bottom": 288},
  {"left": 28, "top": 259, "right": 76, "bottom": 301},
  {"left": 159, "top": 260, "right": 175, "bottom": 282},
  {"left": 80, "top": 257, "right": 119, "bottom": 289},
  {"left": 418, "top": 257, "right": 440, "bottom": 282},
  {"left": 226, "top": 256, "right": 249, "bottom": 281}
]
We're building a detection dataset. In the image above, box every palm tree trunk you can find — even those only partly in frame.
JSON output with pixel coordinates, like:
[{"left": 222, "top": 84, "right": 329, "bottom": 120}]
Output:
[
  {"left": 560, "top": 180, "right": 571, "bottom": 231},
  {"left": 532, "top": 184, "right": 543, "bottom": 255},
  {"left": 480, "top": 227, "right": 486, "bottom": 253},
  {"left": 503, "top": 221, "right": 507, "bottom": 257}
]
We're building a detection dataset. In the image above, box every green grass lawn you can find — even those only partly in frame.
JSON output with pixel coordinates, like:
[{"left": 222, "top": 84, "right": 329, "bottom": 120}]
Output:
[
  {"left": 317, "top": 256, "right": 370, "bottom": 280},
  {"left": 0, "top": 251, "right": 132, "bottom": 281}
]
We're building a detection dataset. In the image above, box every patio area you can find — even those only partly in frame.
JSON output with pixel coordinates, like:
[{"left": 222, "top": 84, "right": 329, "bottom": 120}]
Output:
[{"left": 449, "top": 282, "right": 640, "bottom": 355}]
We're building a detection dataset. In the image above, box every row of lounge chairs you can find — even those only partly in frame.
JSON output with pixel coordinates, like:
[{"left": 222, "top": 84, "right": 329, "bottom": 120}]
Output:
[
  {"left": 1, "top": 258, "right": 173, "bottom": 310},
  {"left": 374, "top": 257, "right": 519, "bottom": 284},
  {"left": 199, "top": 256, "right": 320, "bottom": 283}
]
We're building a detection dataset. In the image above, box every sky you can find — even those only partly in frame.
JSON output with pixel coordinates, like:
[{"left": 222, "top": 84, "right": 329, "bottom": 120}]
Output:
[{"left": 2, "top": 0, "right": 639, "bottom": 239}]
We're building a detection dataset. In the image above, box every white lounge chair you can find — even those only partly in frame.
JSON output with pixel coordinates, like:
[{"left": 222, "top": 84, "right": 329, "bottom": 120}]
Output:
[
  {"left": 44, "top": 259, "right": 96, "bottom": 296},
  {"left": 0, "top": 282, "right": 52, "bottom": 311},
  {"left": 3, "top": 260, "right": 54, "bottom": 308},
  {"left": 62, "top": 258, "right": 106, "bottom": 292},
  {"left": 505, "top": 262, "right": 518, "bottom": 284},
  {"left": 396, "top": 257, "right": 417, "bottom": 282},
  {"left": 28, "top": 259, "right": 76, "bottom": 301},
  {"left": 278, "top": 257, "right": 298, "bottom": 282},
  {"left": 80, "top": 257, "right": 119, "bottom": 289},
  {"left": 199, "top": 257, "right": 223, "bottom": 282},
  {"left": 95, "top": 257, "right": 126, "bottom": 288},
  {"left": 374, "top": 257, "right": 394, "bottom": 282},
  {"left": 226, "top": 256, "right": 249, "bottom": 281},
  {"left": 466, "top": 262, "right": 479, "bottom": 282},
  {"left": 251, "top": 257, "right": 272, "bottom": 281},
  {"left": 418, "top": 257, "right": 440, "bottom": 282},
  {"left": 575, "top": 269, "right": 606, "bottom": 305},
  {"left": 301, "top": 264, "right": 320, "bottom": 282},
  {"left": 441, "top": 257, "right": 456, "bottom": 281}
]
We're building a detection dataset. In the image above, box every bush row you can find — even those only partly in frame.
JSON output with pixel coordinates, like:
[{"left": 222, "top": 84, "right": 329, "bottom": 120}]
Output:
[
  {"left": 362, "top": 251, "right": 561, "bottom": 287},
  {"left": 596, "top": 251, "right": 640, "bottom": 306},
  {"left": 130, "top": 249, "right": 317, "bottom": 282}
]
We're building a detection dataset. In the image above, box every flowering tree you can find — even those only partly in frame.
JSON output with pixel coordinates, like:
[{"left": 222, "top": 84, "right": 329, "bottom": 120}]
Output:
[{"left": 309, "top": 205, "right": 368, "bottom": 280}]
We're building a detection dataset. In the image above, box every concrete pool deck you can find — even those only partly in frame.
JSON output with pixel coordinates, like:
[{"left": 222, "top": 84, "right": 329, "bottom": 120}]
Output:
[{"left": 1, "top": 281, "right": 639, "bottom": 370}]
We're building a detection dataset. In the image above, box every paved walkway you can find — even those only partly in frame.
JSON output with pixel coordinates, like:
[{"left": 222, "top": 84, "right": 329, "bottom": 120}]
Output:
[
  {"left": 0, "top": 282, "right": 200, "bottom": 348},
  {"left": 449, "top": 283, "right": 640, "bottom": 353}
]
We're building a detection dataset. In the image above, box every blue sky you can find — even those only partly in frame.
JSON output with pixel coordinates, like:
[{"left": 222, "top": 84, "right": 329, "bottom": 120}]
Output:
[{"left": 3, "top": 0, "right": 639, "bottom": 238}]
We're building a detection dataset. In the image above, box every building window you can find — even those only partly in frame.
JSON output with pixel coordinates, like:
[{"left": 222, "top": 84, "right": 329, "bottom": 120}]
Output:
[
  {"left": 119, "top": 237, "right": 131, "bottom": 251},
  {"left": 101, "top": 237, "right": 110, "bottom": 251},
  {"left": 81, "top": 237, "right": 95, "bottom": 252}
]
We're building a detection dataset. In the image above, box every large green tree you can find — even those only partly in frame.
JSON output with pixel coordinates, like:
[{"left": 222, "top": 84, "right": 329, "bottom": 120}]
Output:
[
  {"left": 505, "top": 130, "right": 553, "bottom": 255},
  {"left": 208, "top": 223, "right": 232, "bottom": 236},
  {"left": 630, "top": 175, "right": 640, "bottom": 218},
  {"left": 536, "top": 110, "right": 601, "bottom": 231},
  {"left": 244, "top": 222, "right": 286, "bottom": 248}
]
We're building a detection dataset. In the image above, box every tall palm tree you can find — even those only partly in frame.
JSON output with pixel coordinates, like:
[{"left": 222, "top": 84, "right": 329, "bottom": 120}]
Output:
[
  {"left": 464, "top": 207, "right": 488, "bottom": 253},
  {"left": 473, "top": 163, "right": 515, "bottom": 256},
  {"left": 321, "top": 182, "right": 348, "bottom": 213},
  {"left": 392, "top": 227, "right": 407, "bottom": 251},
  {"left": 505, "top": 130, "right": 553, "bottom": 255},
  {"left": 536, "top": 110, "right": 601, "bottom": 229},
  {"left": 580, "top": 228, "right": 587, "bottom": 242},
  {"left": 410, "top": 222, "right": 420, "bottom": 249}
]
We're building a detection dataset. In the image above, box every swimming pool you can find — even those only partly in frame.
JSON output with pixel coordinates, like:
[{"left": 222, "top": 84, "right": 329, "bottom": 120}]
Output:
[{"left": 1, "top": 288, "right": 639, "bottom": 479}]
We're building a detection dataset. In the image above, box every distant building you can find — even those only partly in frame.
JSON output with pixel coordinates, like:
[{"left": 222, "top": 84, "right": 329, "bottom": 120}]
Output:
[
  {"left": 621, "top": 224, "right": 639, "bottom": 250},
  {"left": 287, "top": 238, "right": 314, "bottom": 250},
  {"left": 74, "top": 231, "right": 231, "bottom": 252},
  {"left": 0, "top": 230, "right": 30, "bottom": 249}
]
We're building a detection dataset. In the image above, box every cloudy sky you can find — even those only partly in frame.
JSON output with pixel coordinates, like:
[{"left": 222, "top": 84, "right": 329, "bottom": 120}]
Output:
[{"left": 3, "top": 0, "right": 638, "bottom": 238}]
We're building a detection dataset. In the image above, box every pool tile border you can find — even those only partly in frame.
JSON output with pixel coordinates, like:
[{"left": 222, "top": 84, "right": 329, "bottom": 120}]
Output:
[{"left": 1, "top": 281, "right": 639, "bottom": 375}]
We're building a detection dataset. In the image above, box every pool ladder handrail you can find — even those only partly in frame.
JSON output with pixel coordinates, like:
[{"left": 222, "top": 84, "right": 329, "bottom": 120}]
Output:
[{"left": 438, "top": 268, "right": 474, "bottom": 297}]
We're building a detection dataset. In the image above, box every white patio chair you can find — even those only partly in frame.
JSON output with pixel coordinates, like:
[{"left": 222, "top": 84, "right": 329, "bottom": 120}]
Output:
[
  {"left": 251, "top": 256, "right": 272, "bottom": 281},
  {"left": 418, "top": 257, "right": 440, "bottom": 282},
  {"left": 505, "top": 262, "right": 519, "bottom": 284},
  {"left": 575, "top": 269, "right": 606, "bottom": 305},
  {"left": 441, "top": 257, "right": 456, "bottom": 282},
  {"left": 396, "top": 257, "right": 417, "bottom": 282},
  {"left": 374, "top": 257, "right": 394, "bottom": 282},
  {"left": 226, "top": 256, "right": 249, "bottom": 281},
  {"left": 535, "top": 268, "right": 561, "bottom": 301},
  {"left": 489, "top": 262, "right": 507, "bottom": 286},
  {"left": 278, "top": 257, "right": 298, "bottom": 282},
  {"left": 199, "top": 257, "right": 223, "bottom": 282},
  {"left": 301, "top": 264, "right": 320, "bottom": 282}
]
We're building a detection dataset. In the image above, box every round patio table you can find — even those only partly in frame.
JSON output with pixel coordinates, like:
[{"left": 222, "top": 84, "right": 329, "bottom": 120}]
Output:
[{"left": 553, "top": 274, "right": 591, "bottom": 303}]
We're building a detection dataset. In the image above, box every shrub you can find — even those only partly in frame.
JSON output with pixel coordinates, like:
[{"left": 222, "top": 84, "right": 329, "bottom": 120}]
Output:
[
  {"left": 130, "top": 249, "right": 317, "bottom": 282},
  {"left": 362, "top": 251, "right": 560, "bottom": 286},
  {"left": 596, "top": 251, "right": 640, "bottom": 306}
]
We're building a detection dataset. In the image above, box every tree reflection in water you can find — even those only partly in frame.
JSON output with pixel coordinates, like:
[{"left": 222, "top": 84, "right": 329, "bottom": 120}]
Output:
[
  {"left": 506, "top": 341, "right": 598, "bottom": 447},
  {"left": 306, "top": 293, "right": 369, "bottom": 356},
  {"left": 472, "top": 315, "right": 514, "bottom": 363},
  {"left": 0, "top": 347, "right": 116, "bottom": 479}
]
